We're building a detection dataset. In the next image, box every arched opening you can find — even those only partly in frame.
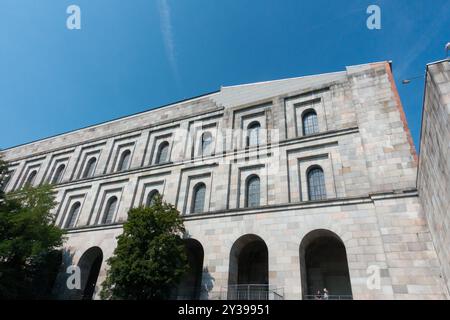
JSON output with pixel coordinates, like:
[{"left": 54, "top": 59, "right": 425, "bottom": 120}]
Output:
[
  {"left": 245, "top": 175, "right": 260, "bottom": 208},
  {"left": 77, "top": 247, "right": 103, "bottom": 300},
  {"left": 228, "top": 234, "right": 268, "bottom": 299},
  {"left": 117, "top": 150, "right": 131, "bottom": 172},
  {"left": 300, "top": 229, "right": 352, "bottom": 300},
  {"left": 307, "top": 165, "right": 326, "bottom": 201},
  {"left": 200, "top": 131, "right": 213, "bottom": 156},
  {"left": 146, "top": 190, "right": 160, "bottom": 207},
  {"left": 25, "top": 170, "right": 37, "bottom": 187},
  {"left": 102, "top": 196, "right": 118, "bottom": 224},
  {"left": 1, "top": 171, "right": 13, "bottom": 191},
  {"left": 247, "top": 121, "right": 261, "bottom": 147},
  {"left": 155, "top": 141, "right": 170, "bottom": 164},
  {"left": 191, "top": 182, "right": 206, "bottom": 214},
  {"left": 302, "top": 109, "right": 319, "bottom": 136},
  {"left": 83, "top": 157, "right": 97, "bottom": 178},
  {"left": 52, "top": 164, "right": 65, "bottom": 184},
  {"left": 176, "top": 239, "right": 204, "bottom": 300},
  {"left": 65, "top": 202, "right": 81, "bottom": 229}
]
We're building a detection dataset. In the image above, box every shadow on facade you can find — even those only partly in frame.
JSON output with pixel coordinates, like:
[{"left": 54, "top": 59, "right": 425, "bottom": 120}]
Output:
[
  {"left": 77, "top": 246, "right": 103, "bottom": 300},
  {"left": 52, "top": 246, "right": 103, "bottom": 300},
  {"left": 174, "top": 238, "right": 216, "bottom": 300}
]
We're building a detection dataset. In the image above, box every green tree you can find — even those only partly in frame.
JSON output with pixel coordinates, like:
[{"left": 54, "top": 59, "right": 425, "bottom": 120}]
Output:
[
  {"left": 100, "top": 195, "right": 188, "bottom": 300},
  {"left": 0, "top": 156, "right": 65, "bottom": 299}
]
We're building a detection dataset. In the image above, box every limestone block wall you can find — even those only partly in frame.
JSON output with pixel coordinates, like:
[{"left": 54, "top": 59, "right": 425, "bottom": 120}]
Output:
[
  {"left": 346, "top": 63, "right": 418, "bottom": 193},
  {"left": 57, "top": 192, "right": 446, "bottom": 300},
  {"left": 2, "top": 63, "right": 418, "bottom": 204},
  {"left": 0, "top": 60, "right": 440, "bottom": 299},
  {"left": 418, "top": 59, "right": 450, "bottom": 294}
]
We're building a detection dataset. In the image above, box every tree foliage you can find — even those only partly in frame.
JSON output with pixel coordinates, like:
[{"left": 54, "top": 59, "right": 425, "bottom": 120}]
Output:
[
  {"left": 100, "top": 195, "right": 188, "bottom": 300},
  {"left": 0, "top": 156, "right": 65, "bottom": 299}
]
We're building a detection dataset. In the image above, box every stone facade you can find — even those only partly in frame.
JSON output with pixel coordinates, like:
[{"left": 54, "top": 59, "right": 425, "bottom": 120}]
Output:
[
  {"left": 1, "top": 61, "right": 448, "bottom": 300},
  {"left": 418, "top": 59, "right": 450, "bottom": 295}
]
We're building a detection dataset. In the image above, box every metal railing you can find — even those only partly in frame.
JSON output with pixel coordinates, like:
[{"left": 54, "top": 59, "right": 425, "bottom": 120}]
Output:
[
  {"left": 172, "top": 286, "right": 204, "bottom": 300},
  {"left": 221, "top": 284, "right": 284, "bottom": 300},
  {"left": 303, "top": 294, "right": 353, "bottom": 300}
]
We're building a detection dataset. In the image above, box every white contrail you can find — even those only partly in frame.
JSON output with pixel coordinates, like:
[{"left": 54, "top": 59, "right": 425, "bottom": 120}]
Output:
[
  {"left": 395, "top": 1, "right": 450, "bottom": 78},
  {"left": 157, "top": 0, "right": 180, "bottom": 84}
]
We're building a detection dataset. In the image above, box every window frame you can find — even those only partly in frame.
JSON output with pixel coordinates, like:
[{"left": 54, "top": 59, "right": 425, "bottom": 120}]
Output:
[
  {"left": 24, "top": 170, "right": 37, "bottom": 187},
  {"left": 247, "top": 121, "right": 261, "bottom": 147},
  {"left": 302, "top": 109, "right": 320, "bottom": 136},
  {"left": 307, "top": 165, "right": 327, "bottom": 201},
  {"left": 65, "top": 201, "right": 81, "bottom": 229},
  {"left": 52, "top": 164, "right": 66, "bottom": 184},
  {"left": 199, "top": 131, "right": 213, "bottom": 156},
  {"left": 146, "top": 189, "right": 160, "bottom": 207},
  {"left": 83, "top": 157, "right": 97, "bottom": 179},
  {"left": 155, "top": 141, "right": 170, "bottom": 165},
  {"left": 102, "top": 196, "right": 118, "bottom": 224},
  {"left": 117, "top": 149, "right": 131, "bottom": 172},
  {"left": 245, "top": 174, "right": 261, "bottom": 208},
  {"left": 191, "top": 182, "right": 206, "bottom": 214}
]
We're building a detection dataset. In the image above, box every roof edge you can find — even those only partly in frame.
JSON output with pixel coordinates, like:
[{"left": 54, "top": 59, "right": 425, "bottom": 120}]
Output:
[{"left": 1, "top": 89, "right": 220, "bottom": 152}]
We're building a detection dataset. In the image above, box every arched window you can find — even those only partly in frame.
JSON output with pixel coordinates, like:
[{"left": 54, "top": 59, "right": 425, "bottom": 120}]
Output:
[
  {"left": 102, "top": 196, "right": 118, "bottom": 224},
  {"left": 25, "top": 170, "right": 37, "bottom": 187},
  {"left": 302, "top": 110, "right": 319, "bottom": 136},
  {"left": 246, "top": 175, "right": 260, "bottom": 208},
  {"left": 200, "top": 131, "right": 213, "bottom": 156},
  {"left": 51, "top": 164, "right": 65, "bottom": 184},
  {"left": 307, "top": 166, "right": 326, "bottom": 201},
  {"left": 117, "top": 150, "right": 131, "bottom": 172},
  {"left": 146, "top": 190, "right": 160, "bottom": 207},
  {"left": 65, "top": 202, "right": 81, "bottom": 228},
  {"left": 247, "top": 122, "right": 261, "bottom": 147},
  {"left": 191, "top": 183, "right": 206, "bottom": 214},
  {"left": 1, "top": 171, "right": 12, "bottom": 191},
  {"left": 155, "top": 142, "right": 170, "bottom": 164},
  {"left": 83, "top": 157, "right": 97, "bottom": 178}
]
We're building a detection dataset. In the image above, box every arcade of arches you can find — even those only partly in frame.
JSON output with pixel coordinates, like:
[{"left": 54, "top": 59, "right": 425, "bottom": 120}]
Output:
[{"left": 75, "top": 230, "right": 352, "bottom": 300}]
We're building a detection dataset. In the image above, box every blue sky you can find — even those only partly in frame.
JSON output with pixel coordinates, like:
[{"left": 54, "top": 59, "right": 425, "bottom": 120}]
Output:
[{"left": 0, "top": 0, "right": 449, "bottom": 150}]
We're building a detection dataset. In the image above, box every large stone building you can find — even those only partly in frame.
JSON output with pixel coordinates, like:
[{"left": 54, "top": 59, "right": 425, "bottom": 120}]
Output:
[
  {"left": 418, "top": 59, "right": 450, "bottom": 296},
  {"left": 1, "top": 60, "right": 449, "bottom": 300}
]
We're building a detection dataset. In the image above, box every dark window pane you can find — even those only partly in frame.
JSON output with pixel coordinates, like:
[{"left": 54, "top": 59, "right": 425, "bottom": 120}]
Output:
[
  {"left": 247, "top": 122, "right": 261, "bottom": 147},
  {"left": 103, "top": 196, "right": 117, "bottom": 224},
  {"left": 25, "top": 170, "right": 37, "bottom": 187},
  {"left": 200, "top": 132, "right": 213, "bottom": 156},
  {"left": 1, "top": 171, "right": 13, "bottom": 191},
  {"left": 52, "top": 164, "right": 65, "bottom": 184},
  {"left": 84, "top": 158, "right": 97, "bottom": 178},
  {"left": 156, "top": 142, "right": 169, "bottom": 164},
  {"left": 146, "top": 190, "right": 160, "bottom": 207},
  {"left": 302, "top": 111, "right": 319, "bottom": 136},
  {"left": 307, "top": 167, "right": 326, "bottom": 201},
  {"left": 246, "top": 176, "right": 260, "bottom": 207},
  {"left": 192, "top": 183, "right": 206, "bottom": 213},
  {"left": 66, "top": 202, "right": 81, "bottom": 228},
  {"left": 118, "top": 150, "right": 131, "bottom": 172}
]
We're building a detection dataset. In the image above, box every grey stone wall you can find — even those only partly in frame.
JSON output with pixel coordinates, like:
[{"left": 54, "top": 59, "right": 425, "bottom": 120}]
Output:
[
  {"left": 1, "top": 61, "right": 446, "bottom": 299},
  {"left": 418, "top": 59, "right": 450, "bottom": 295}
]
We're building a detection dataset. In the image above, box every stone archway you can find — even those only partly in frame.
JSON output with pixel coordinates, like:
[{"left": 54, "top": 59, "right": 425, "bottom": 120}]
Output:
[
  {"left": 176, "top": 239, "right": 204, "bottom": 300},
  {"left": 77, "top": 246, "right": 103, "bottom": 300},
  {"left": 299, "top": 229, "right": 352, "bottom": 300},
  {"left": 228, "top": 234, "right": 268, "bottom": 299}
]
